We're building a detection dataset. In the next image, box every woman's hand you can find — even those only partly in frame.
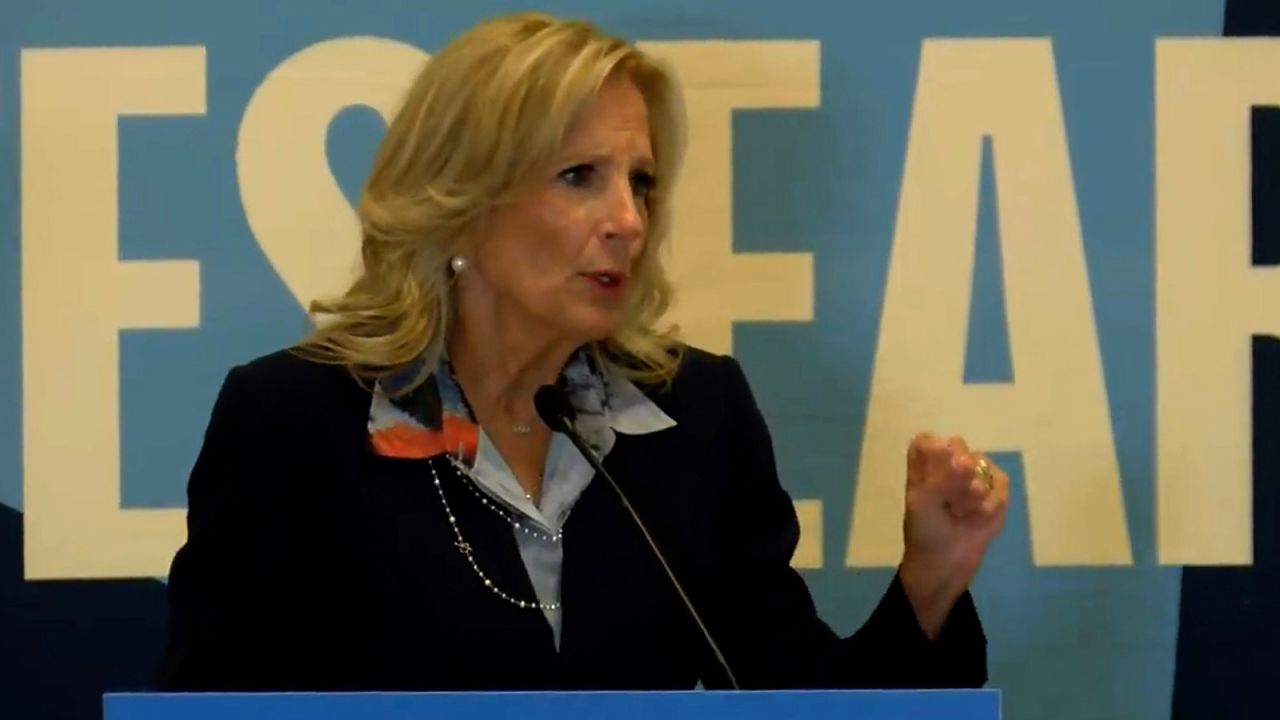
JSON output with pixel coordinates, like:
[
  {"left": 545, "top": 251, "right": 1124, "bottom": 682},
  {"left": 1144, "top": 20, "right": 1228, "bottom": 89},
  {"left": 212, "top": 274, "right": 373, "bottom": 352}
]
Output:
[{"left": 898, "top": 433, "right": 1009, "bottom": 640}]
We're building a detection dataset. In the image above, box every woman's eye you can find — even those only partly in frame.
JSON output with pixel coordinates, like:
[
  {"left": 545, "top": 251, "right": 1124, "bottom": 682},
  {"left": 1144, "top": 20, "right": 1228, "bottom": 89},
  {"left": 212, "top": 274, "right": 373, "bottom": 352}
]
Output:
[
  {"left": 631, "top": 171, "right": 656, "bottom": 198},
  {"left": 558, "top": 164, "right": 595, "bottom": 187}
]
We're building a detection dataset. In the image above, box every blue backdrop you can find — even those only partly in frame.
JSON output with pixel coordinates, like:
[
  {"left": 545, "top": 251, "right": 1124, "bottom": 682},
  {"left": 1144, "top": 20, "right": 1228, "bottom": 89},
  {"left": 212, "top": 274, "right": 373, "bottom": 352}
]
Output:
[{"left": 4, "top": 1, "right": 1276, "bottom": 718}]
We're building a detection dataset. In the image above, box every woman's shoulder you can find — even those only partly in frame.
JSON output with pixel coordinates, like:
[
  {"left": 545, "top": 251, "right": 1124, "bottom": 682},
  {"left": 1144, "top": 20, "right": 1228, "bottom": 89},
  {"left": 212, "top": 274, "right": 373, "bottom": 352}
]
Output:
[
  {"left": 618, "top": 344, "right": 772, "bottom": 467},
  {"left": 212, "top": 346, "right": 371, "bottom": 424},
  {"left": 228, "top": 345, "right": 362, "bottom": 388},
  {"left": 634, "top": 342, "right": 757, "bottom": 414},
  {"left": 670, "top": 343, "right": 740, "bottom": 384}
]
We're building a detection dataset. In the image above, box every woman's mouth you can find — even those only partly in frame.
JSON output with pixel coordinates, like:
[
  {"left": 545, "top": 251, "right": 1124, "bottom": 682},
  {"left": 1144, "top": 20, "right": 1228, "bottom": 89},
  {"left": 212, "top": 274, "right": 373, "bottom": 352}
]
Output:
[{"left": 581, "top": 271, "right": 628, "bottom": 293}]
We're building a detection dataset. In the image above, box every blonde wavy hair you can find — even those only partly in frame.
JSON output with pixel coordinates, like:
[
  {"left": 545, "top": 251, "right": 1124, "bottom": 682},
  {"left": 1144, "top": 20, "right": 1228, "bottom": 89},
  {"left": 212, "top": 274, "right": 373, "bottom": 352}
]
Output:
[{"left": 295, "top": 12, "right": 687, "bottom": 393}]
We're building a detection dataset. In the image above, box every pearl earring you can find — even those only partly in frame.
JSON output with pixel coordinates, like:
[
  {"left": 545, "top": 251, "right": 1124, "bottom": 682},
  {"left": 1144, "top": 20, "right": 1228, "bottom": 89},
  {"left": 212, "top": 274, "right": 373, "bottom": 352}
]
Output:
[{"left": 449, "top": 256, "right": 469, "bottom": 273}]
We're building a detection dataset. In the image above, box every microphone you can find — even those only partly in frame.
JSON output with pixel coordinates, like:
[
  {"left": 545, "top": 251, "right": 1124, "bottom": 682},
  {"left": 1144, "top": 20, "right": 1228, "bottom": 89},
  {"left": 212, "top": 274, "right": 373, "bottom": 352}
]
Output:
[{"left": 534, "top": 385, "right": 740, "bottom": 690}]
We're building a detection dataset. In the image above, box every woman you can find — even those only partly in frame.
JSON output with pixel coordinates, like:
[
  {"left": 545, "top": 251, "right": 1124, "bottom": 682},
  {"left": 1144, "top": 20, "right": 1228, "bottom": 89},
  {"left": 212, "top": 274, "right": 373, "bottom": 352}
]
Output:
[{"left": 159, "top": 11, "right": 1009, "bottom": 691}]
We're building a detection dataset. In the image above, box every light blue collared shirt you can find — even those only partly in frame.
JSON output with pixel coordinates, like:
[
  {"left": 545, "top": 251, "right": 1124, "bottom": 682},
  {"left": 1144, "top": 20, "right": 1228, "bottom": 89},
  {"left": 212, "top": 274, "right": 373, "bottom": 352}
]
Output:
[{"left": 467, "top": 363, "right": 676, "bottom": 648}]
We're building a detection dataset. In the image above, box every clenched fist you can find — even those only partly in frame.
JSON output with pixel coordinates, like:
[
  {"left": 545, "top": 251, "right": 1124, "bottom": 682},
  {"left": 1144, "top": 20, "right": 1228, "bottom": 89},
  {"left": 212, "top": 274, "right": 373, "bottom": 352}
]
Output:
[{"left": 898, "top": 433, "right": 1009, "bottom": 639}]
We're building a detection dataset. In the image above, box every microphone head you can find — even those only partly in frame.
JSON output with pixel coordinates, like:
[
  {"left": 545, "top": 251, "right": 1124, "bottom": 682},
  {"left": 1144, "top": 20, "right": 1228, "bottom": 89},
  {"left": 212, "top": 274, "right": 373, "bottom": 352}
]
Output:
[{"left": 534, "top": 384, "right": 577, "bottom": 431}]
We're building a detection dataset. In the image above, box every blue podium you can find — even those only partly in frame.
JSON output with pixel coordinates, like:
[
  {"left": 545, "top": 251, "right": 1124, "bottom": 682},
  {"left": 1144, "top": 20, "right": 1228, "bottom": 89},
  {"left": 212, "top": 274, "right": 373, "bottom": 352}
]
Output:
[{"left": 104, "top": 690, "right": 1000, "bottom": 720}]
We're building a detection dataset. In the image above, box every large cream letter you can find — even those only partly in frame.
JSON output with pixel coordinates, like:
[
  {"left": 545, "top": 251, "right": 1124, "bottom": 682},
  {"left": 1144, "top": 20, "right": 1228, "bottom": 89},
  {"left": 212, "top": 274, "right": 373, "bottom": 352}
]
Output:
[
  {"left": 237, "top": 37, "right": 427, "bottom": 308},
  {"left": 22, "top": 47, "right": 204, "bottom": 579},
  {"left": 849, "top": 39, "right": 1131, "bottom": 567},
  {"left": 1156, "top": 39, "right": 1280, "bottom": 565},
  {"left": 639, "top": 41, "right": 817, "bottom": 356}
]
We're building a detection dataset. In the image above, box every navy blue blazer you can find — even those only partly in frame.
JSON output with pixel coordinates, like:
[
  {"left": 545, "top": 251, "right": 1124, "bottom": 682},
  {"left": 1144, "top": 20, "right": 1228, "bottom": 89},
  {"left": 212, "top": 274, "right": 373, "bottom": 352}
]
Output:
[{"left": 158, "top": 345, "right": 987, "bottom": 691}]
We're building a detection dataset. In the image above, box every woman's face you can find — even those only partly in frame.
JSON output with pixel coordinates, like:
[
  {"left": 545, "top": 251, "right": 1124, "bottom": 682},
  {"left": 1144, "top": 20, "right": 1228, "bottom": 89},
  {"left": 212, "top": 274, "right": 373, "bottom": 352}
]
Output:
[{"left": 461, "top": 73, "right": 655, "bottom": 346}]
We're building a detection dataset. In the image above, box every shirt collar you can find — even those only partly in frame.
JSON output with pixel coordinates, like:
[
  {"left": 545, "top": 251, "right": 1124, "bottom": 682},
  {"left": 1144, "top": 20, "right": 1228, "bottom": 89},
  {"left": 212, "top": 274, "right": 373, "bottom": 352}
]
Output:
[
  {"left": 367, "top": 348, "right": 675, "bottom": 461},
  {"left": 600, "top": 362, "right": 677, "bottom": 435}
]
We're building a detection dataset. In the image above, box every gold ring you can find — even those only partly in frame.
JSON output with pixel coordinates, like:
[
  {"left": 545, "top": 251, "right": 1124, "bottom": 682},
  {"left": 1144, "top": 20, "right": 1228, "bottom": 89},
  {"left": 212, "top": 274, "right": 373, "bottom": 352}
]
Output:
[{"left": 975, "top": 457, "right": 994, "bottom": 492}]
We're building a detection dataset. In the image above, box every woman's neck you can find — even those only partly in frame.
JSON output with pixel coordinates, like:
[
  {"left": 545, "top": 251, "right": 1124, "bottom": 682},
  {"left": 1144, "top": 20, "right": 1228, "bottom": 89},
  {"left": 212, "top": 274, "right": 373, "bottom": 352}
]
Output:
[{"left": 446, "top": 312, "right": 578, "bottom": 430}]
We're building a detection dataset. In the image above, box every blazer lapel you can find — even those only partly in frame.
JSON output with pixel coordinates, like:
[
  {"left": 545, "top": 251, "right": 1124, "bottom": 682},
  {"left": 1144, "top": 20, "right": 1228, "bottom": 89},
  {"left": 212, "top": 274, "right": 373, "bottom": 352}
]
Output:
[
  {"left": 356, "top": 452, "right": 558, "bottom": 656},
  {"left": 558, "top": 429, "right": 701, "bottom": 670}
]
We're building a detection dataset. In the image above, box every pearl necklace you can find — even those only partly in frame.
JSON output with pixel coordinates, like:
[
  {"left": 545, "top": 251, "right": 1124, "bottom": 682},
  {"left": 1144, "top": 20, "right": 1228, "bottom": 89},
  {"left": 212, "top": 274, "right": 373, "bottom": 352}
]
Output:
[
  {"left": 444, "top": 456, "right": 562, "bottom": 543},
  {"left": 429, "top": 458, "right": 561, "bottom": 611}
]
